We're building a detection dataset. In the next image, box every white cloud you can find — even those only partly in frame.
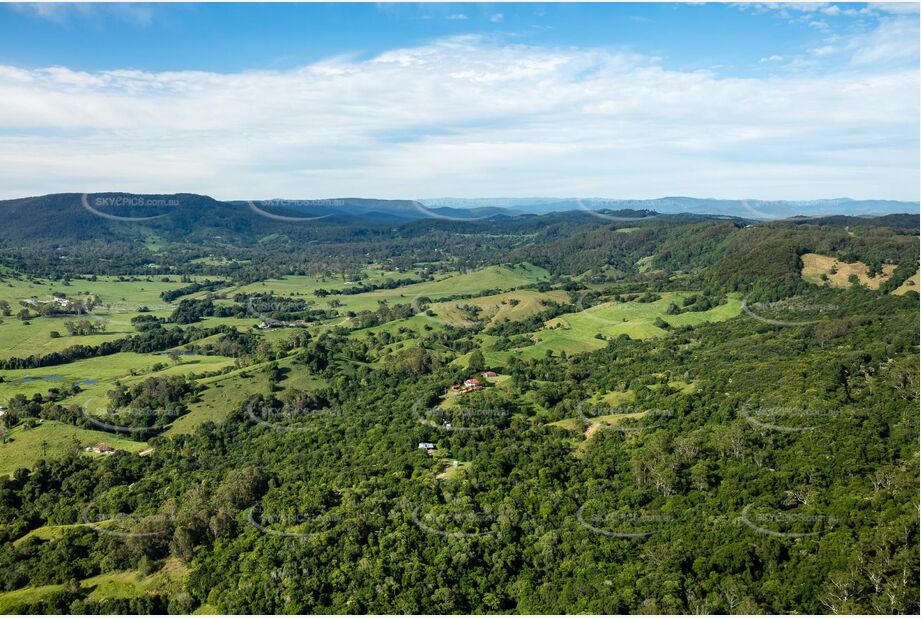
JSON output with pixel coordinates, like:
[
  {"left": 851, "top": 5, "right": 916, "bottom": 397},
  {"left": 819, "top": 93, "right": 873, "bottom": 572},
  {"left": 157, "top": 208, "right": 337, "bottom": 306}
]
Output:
[
  {"left": 808, "top": 19, "right": 830, "bottom": 31},
  {"left": 759, "top": 55, "right": 784, "bottom": 63},
  {"left": 849, "top": 16, "right": 921, "bottom": 65},
  {"left": 445, "top": 14, "right": 468, "bottom": 21},
  {"left": 738, "top": 2, "right": 919, "bottom": 20},
  {"left": 738, "top": 3, "right": 836, "bottom": 17},
  {"left": 489, "top": 13, "right": 503, "bottom": 23},
  {"left": 0, "top": 34, "right": 916, "bottom": 201},
  {"left": 873, "top": 2, "right": 921, "bottom": 15}
]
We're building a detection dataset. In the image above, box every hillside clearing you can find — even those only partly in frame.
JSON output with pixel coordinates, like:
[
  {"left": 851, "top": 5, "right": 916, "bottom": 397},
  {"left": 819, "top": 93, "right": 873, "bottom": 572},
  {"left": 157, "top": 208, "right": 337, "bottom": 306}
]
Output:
[
  {"left": 892, "top": 271, "right": 919, "bottom": 296},
  {"left": 0, "top": 421, "right": 146, "bottom": 477},
  {"left": 801, "top": 253, "right": 896, "bottom": 289}
]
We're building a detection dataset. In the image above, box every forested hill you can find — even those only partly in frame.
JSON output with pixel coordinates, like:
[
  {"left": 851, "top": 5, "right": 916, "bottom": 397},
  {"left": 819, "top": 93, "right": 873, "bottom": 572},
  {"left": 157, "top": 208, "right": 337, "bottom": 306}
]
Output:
[
  {"left": 2, "top": 192, "right": 917, "bottom": 248},
  {"left": 0, "top": 193, "right": 327, "bottom": 244},
  {"left": 0, "top": 193, "right": 917, "bottom": 292},
  {"left": 0, "top": 193, "right": 517, "bottom": 245}
]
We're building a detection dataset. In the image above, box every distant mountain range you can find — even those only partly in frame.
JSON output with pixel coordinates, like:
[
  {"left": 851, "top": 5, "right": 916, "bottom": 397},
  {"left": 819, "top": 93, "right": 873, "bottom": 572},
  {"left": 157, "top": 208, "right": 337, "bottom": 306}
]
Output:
[
  {"left": 0, "top": 192, "right": 916, "bottom": 246},
  {"left": 418, "top": 196, "right": 920, "bottom": 219},
  {"left": 230, "top": 197, "right": 514, "bottom": 221}
]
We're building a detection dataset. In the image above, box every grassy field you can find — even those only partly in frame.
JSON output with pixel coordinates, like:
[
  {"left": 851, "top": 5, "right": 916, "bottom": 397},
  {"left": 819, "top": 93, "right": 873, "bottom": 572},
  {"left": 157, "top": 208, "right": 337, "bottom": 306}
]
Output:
[
  {"left": 223, "top": 268, "right": 422, "bottom": 301},
  {"left": 0, "top": 560, "right": 187, "bottom": 611},
  {"left": 12, "top": 521, "right": 100, "bottom": 546},
  {"left": 0, "top": 274, "right": 191, "bottom": 311},
  {"left": 0, "top": 421, "right": 147, "bottom": 477},
  {"left": 0, "top": 584, "right": 66, "bottom": 613},
  {"left": 598, "top": 390, "right": 637, "bottom": 405},
  {"left": 431, "top": 289, "right": 570, "bottom": 328},
  {"left": 0, "top": 274, "right": 204, "bottom": 359},
  {"left": 326, "top": 264, "right": 550, "bottom": 314},
  {"left": 470, "top": 293, "right": 740, "bottom": 365},
  {"left": 892, "top": 271, "right": 920, "bottom": 296},
  {"left": 84, "top": 560, "right": 187, "bottom": 601},
  {"left": 0, "top": 319, "right": 133, "bottom": 361},
  {"left": 801, "top": 253, "right": 896, "bottom": 289},
  {"left": 164, "top": 370, "right": 268, "bottom": 436},
  {"left": 523, "top": 292, "right": 742, "bottom": 359},
  {"left": 0, "top": 310, "right": 254, "bottom": 363},
  {"left": 165, "top": 354, "right": 325, "bottom": 435},
  {"left": 0, "top": 352, "right": 235, "bottom": 403}
]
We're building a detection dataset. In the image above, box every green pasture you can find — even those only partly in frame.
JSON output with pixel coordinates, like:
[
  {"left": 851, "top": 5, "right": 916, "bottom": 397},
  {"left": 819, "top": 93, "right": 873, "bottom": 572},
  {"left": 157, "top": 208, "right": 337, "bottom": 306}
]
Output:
[
  {"left": 0, "top": 274, "right": 204, "bottom": 360},
  {"left": 0, "top": 352, "right": 235, "bottom": 404},
  {"left": 0, "top": 421, "right": 147, "bottom": 477},
  {"left": 0, "top": 561, "right": 186, "bottom": 611},
  {"left": 328, "top": 264, "right": 550, "bottom": 313}
]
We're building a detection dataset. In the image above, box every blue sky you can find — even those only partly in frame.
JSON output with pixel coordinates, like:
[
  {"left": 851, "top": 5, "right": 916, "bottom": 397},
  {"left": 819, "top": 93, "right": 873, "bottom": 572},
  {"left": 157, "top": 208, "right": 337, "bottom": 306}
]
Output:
[
  {"left": 0, "top": 3, "right": 873, "bottom": 75},
  {"left": 0, "top": 2, "right": 917, "bottom": 200}
]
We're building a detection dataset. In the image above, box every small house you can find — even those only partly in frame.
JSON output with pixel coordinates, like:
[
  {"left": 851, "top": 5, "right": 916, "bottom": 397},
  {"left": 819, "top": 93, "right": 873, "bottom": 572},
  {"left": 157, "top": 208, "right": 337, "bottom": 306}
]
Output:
[
  {"left": 86, "top": 442, "right": 115, "bottom": 454},
  {"left": 258, "top": 317, "right": 287, "bottom": 329},
  {"left": 418, "top": 442, "right": 435, "bottom": 450},
  {"left": 483, "top": 371, "right": 498, "bottom": 378}
]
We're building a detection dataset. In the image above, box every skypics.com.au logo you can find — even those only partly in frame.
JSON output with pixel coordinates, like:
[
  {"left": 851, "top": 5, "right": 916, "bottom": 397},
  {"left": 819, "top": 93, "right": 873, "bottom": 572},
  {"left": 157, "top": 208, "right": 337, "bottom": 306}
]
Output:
[
  {"left": 246, "top": 199, "right": 336, "bottom": 223},
  {"left": 81, "top": 193, "right": 175, "bottom": 222}
]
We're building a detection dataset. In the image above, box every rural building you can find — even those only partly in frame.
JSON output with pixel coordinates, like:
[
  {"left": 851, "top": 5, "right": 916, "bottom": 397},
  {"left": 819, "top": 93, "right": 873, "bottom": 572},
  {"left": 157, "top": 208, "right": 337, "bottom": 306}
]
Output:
[
  {"left": 257, "top": 318, "right": 286, "bottom": 329},
  {"left": 258, "top": 318, "right": 310, "bottom": 329},
  {"left": 85, "top": 442, "right": 115, "bottom": 454},
  {"left": 447, "top": 378, "right": 485, "bottom": 395}
]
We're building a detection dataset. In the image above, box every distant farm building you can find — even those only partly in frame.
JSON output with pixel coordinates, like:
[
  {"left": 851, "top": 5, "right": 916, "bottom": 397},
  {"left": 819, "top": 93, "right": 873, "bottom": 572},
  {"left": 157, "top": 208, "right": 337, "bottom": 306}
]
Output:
[
  {"left": 85, "top": 443, "right": 115, "bottom": 454},
  {"left": 258, "top": 318, "right": 310, "bottom": 329},
  {"left": 447, "top": 378, "right": 485, "bottom": 395}
]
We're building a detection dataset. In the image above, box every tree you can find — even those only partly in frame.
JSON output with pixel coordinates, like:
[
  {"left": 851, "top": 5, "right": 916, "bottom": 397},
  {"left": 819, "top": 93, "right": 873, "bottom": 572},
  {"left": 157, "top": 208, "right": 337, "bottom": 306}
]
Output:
[
  {"left": 468, "top": 349, "right": 486, "bottom": 373},
  {"left": 689, "top": 461, "right": 712, "bottom": 492}
]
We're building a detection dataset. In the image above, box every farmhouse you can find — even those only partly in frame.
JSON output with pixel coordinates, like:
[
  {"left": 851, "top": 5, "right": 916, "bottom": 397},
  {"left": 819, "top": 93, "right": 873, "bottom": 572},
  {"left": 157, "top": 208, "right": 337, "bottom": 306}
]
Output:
[
  {"left": 447, "top": 377, "right": 485, "bottom": 396},
  {"left": 258, "top": 318, "right": 310, "bottom": 329},
  {"left": 258, "top": 318, "right": 286, "bottom": 329},
  {"left": 85, "top": 442, "right": 115, "bottom": 454},
  {"left": 417, "top": 442, "right": 436, "bottom": 456}
]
